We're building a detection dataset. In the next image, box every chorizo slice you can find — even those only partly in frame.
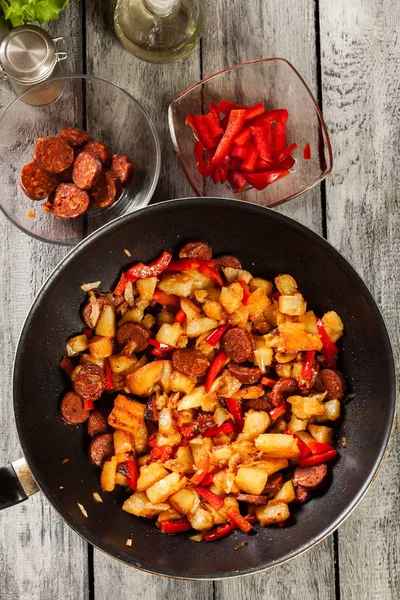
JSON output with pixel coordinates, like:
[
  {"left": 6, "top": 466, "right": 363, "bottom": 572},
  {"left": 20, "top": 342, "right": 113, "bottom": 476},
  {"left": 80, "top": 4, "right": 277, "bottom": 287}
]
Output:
[
  {"left": 87, "top": 409, "right": 110, "bottom": 438},
  {"left": 20, "top": 161, "right": 58, "bottom": 200},
  {"left": 33, "top": 136, "right": 74, "bottom": 173},
  {"left": 222, "top": 327, "right": 253, "bottom": 363},
  {"left": 172, "top": 348, "right": 210, "bottom": 378},
  {"left": 60, "top": 392, "right": 90, "bottom": 424},
  {"left": 293, "top": 483, "right": 311, "bottom": 503},
  {"left": 116, "top": 322, "right": 150, "bottom": 352},
  {"left": 110, "top": 154, "right": 135, "bottom": 186},
  {"left": 58, "top": 163, "right": 74, "bottom": 182},
  {"left": 293, "top": 463, "right": 328, "bottom": 490},
  {"left": 91, "top": 170, "right": 122, "bottom": 208},
  {"left": 228, "top": 364, "right": 262, "bottom": 384},
  {"left": 314, "top": 369, "right": 346, "bottom": 400},
  {"left": 44, "top": 183, "right": 89, "bottom": 220},
  {"left": 72, "top": 151, "right": 102, "bottom": 190},
  {"left": 88, "top": 433, "right": 114, "bottom": 467},
  {"left": 84, "top": 141, "right": 112, "bottom": 166},
  {"left": 214, "top": 255, "right": 242, "bottom": 271},
  {"left": 81, "top": 295, "right": 113, "bottom": 328},
  {"left": 235, "top": 493, "right": 268, "bottom": 504},
  {"left": 262, "top": 472, "right": 284, "bottom": 495},
  {"left": 72, "top": 363, "right": 106, "bottom": 401},
  {"left": 246, "top": 396, "right": 273, "bottom": 412},
  {"left": 179, "top": 240, "right": 212, "bottom": 260},
  {"left": 59, "top": 127, "right": 91, "bottom": 147},
  {"left": 269, "top": 377, "right": 298, "bottom": 407}
]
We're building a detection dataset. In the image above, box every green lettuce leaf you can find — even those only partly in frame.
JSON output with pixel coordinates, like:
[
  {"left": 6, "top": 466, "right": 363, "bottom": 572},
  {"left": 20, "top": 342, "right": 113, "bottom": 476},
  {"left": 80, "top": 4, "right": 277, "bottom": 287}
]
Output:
[{"left": 0, "top": 0, "right": 68, "bottom": 29}]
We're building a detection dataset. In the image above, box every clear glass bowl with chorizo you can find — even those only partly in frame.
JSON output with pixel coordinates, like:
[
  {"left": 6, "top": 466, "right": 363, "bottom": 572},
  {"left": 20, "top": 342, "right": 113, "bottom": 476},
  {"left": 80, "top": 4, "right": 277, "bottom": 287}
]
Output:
[
  {"left": 0, "top": 75, "right": 160, "bottom": 245},
  {"left": 60, "top": 239, "right": 346, "bottom": 544}
]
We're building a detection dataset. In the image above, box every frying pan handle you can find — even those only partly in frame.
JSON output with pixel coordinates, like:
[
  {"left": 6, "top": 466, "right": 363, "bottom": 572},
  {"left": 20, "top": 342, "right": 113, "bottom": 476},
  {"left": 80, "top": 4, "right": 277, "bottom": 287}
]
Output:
[{"left": 0, "top": 457, "right": 39, "bottom": 510}]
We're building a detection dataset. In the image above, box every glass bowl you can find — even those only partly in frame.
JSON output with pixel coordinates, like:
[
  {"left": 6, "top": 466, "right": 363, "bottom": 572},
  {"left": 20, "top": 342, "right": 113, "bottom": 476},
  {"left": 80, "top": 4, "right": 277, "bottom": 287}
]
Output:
[
  {"left": 0, "top": 75, "right": 161, "bottom": 245},
  {"left": 168, "top": 58, "right": 332, "bottom": 206}
]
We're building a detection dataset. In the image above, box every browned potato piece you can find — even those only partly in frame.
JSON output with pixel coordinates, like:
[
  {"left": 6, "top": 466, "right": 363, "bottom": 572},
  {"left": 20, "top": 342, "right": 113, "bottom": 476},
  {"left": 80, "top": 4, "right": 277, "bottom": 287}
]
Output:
[
  {"left": 146, "top": 472, "right": 187, "bottom": 504},
  {"left": 125, "top": 360, "right": 166, "bottom": 396},
  {"left": 107, "top": 394, "right": 146, "bottom": 436},
  {"left": 255, "top": 434, "right": 300, "bottom": 459},
  {"left": 137, "top": 463, "right": 169, "bottom": 492},
  {"left": 256, "top": 501, "right": 290, "bottom": 526}
]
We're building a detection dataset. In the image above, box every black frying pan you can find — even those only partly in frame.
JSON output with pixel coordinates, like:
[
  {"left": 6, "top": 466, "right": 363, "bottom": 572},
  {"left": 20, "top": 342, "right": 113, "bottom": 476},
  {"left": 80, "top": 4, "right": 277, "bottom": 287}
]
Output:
[{"left": 0, "top": 198, "right": 396, "bottom": 579}]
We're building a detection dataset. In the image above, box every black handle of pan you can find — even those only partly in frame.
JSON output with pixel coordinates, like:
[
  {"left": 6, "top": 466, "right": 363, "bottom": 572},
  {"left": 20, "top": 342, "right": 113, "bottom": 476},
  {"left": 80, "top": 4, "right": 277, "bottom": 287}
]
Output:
[{"left": 0, "top": 458, "right": 39, "bottom": 510}]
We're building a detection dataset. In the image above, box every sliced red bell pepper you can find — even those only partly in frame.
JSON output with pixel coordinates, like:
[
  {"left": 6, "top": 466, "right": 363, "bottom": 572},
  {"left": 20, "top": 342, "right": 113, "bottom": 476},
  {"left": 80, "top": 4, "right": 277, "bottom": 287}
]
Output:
[
  {"left": 161, "top": 519, "right": 191, "bottom": 534},
  {"left": 124, "top": 250, "right": 172, "bottom": 283},
  {"left": 204, "top": 522, "right": 233, "bottom": 542},
  {"left": 113, "top": 272, "right": 129, "bottom": 296},
  {"left": 205, "top": 351, "right": 229, "bottom": 392},
  {"left": 212, "top": 110, "right": 247, "bottom": 165},
  {"left": 271, "top": 155, "right": 296, "bottom": 171},
  {"left": 229, "top": 170, "right": 247, "bottom": 193},
  {"left": 218, "top": 158, "right": 229, "bottom": 184},
  {"left": 175, "top": 308, "right": 186, "bottom": 323},
  {"left": 83, "top": 327, "right": 93, "bottom": 340},
  {"left": 104, "top": 359, "right": 113, "bottom": 391},
  {"left": 194, "top": 141, "right": 214, "bottom": 177},
  {"left": 300, "top": 449, "right": 337, "bottom": 467},
  {"left": 199, "top": 264, "right": 224, "bottom": 286},
  {"left": 203, "top": 421, "right": 234, "bottom": 437},
  {"left": 164, "top": 258, "right": 215, "bottom": 272},
  {"left": 177, "top": 423, "right": 196, "bottom": 439},
  {"left": 205, "top": 324, "right": 229, "bottom": 346},
  {"left": 237, "top": 279, "right": 251, "bottom": 305},
  {"left": 126, "top": 457, "right": 139, "bottom": 490},
  {"left": 199, "top": 471, "right": 217, "bottom": 486},
  {"left": 186, "top": 114, "right": 216, "bottom": 149},
  {"left": 60, "top": 356, "right": 74, "bottom": 378},
  {"left": 275, "top": 142, "right": 298, "bottom": 163},
  {"left": 269, "top": 400, "right": 287, "bottom": 421},
  {"left": 204, "top": 112, "right": 224, "bottom": 138},
  {"left": 83, "top": 398, "right": 94, "bottom": 411},
  {"left": 230, "top": 157, "right": 244, "bottom": 170},
  {"left": 261, "top": 376, "right": 277, "bottom": 387},
  {"left": 234, "top": 125, "right": 252, "bottom": 146},
  {"left": 316, "top": 319, "right": 339, "bottom": 368},
  {"left": 250, "top": 109, "right": 289, "bottom": 127},
  {"left": 152, "top": 289, "right": 180, "bottom": 307},
  {"left": 151, "top": 445, "right": 175, "bottom": 462},
  {"left": 303, "top": 142, "right": 311, "bottom": 160},
  {"left": 224, "top": 508, "right": 253, "bottom": 533},
  {"left": 149, "top": 339, "right": 175, "bottom": 359},
  {"left": 210, "top": 102, "right": 223, "bottom": 126},
  {"left": 253, "top": 157, "right": 272, "bottom": 171},
  {"left": 275, "top": 120, "right": 287, "bottom": 155},
  {"left": 241, "top": 141, "right": 258, "bottom": 172},
  {"left": 217, "top": 99, "right": 247, "bottom": 114},
  {"left": 302, "top": 350, "right": 316, "bottom": 380},
  {"left": 245, "top": 170, "right": 289, "bottom": 191},
  {"left": 225, "top": 397, "right": 244, "bottom": 430},
  {"left": 190, "top": 453, "right": 211, "bottom": 485},
  {"left": 251, "top": 125, "right": 274, "bottom": 163},
  {"left": 307, "top": 440, "right": 336, "bottom": 455},
  {"left": 231, "top": 144, "right": 248, "bottom": 159},
  {"left": 194, "top": 486, "right": 224, "bottom": 510},
  {"left": 284, "top": 431, "right": 312, "bottom": 459},
  {"left": 211, "top": 164, "right": 221, "bottom": 184},
  {"left": 244, "top": 101, "right": 265, "bottom": 121}
]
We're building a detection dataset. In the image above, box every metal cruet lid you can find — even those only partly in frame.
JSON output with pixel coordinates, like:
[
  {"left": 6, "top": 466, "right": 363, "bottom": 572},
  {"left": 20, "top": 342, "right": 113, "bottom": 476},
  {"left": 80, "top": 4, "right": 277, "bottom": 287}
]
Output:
[{"left": 0, "top": 25, "right": 57, "bottom": 83}]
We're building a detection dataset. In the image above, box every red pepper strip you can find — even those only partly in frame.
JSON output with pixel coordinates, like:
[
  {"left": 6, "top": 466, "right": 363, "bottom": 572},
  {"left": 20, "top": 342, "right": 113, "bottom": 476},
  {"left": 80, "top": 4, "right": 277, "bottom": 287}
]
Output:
[
  {"left": 237, "top": 279, "right": 251, "bottom": 305},
  {"left": 83, "top": 327, "right": 93, "bottom": 340},
  {"left": 307, "top": 440, "right": 336, "bottom": 455},
  {"left": 245, "top": 170, "right": 290, "bottom": 191},
  {"left": 83, "top": 399, "right": 94, "bottom": 411},
  {"left": 225, "top": 398, "right": 244, "bottom": 430},
  {"left": 212, "top": 110, "right": 247, "bottom": 165},
  {"left": 60, "top": 356, "right": 74, "bottom": 378},
  {"left": 269, "top": 400, "right": 288, "bottom": 421},
  {"left": 241, "top": 141, "right": 258, "bottom": 172},
  {"left": 211, "top": 164, "right": 221, "bottom": 184},
  {"left": 229, "top": 170, "right": 247, "bottom": 193},
  {"left": 303, "top": 142, "right": 311, "bottom": 160},
  {"left": 244, "top": 101, "right": 265, "bottom": 121},
  {"left": 230, "top": 157, "right": 244, "bottom": 170},
  {"left": 199, "top": 471, "right": 216, "bottom": 486},
  {"left": 316, "top": 319, "right": 339, "bottom": 368},
  {"left": 205, "top": 351, "right": 229, "bottom": 392},
  {"left": 164, "top": 258, "right": 215, "bottom": 272},
  {"left": 206, "top": 324, "right": 229, "bottom": 346},
  {"left": 275, "top": 120, "right": 287, "bottom": 155},
  {"left": 231, "top": 144, "right": 248, "bottom": 159},
  {"left": 219, "top": 158, "right": 229, "bottom": 184},
  {"left": 203, "top": 421, "right": 235, "bottom": 437},
  {"left": 152, "top": 289, "right": 180, "bottom": 307},
  {"left": 149, "top": 339, "right": 175, "bottom": 359},
  {"left": 271, "top": 155, "right": 296, "bottom": 171},
  {"left": 261, "top": 376, "right": 277, "bottom": 387},
  {"left": 224, "top": 508, "right": 253, "bottom": 533},
  {"left": 250, "top": 109, "right": 289, "bottom": 127},
  {"left": 194, "top": 142, "right": 214, "bottom": 177},
  {"left": 210, "top": 101, "right": 222, "bottom": 124},
  {"left": 104, "top": 359, "right": 113, "bottom": 391},
  {"left": 194, "top": 486, "right": 224, "bottom": 510},
  {"left": 251, "top": 125, "right": 274, "bottom": 162},
  {"left": 186, "top": 114, "right": 215, "bottom": 149},
  {"left": 177, "top": 423, "right": 196, "bottom": 439},
  {"left": 161, "top": 519, "right": 191, "bottom": 534},
  {"left": 199, "top": 264, "right": 224, "bottom": 287},
  {"left": 151, "top": 445, "right": 175, "bottom": 462},
  {"left": 275, "top": 142, "right": 298, "bottom": 163},
  {"left": 204, "top": 112, "right": 224, "bottom": 138},
  {"left": 204, "top": 522, "right": 233, "bottom": 542},
  {"left": 302, "top": 350, "right": 316, "bottom": 379},
  {"left": 217, "top": 99, "right": 247, "bottom": 114},
  {"left": 126, "top": 458, "right": 139, "bottom": 490},
  {"left": 272, "top": 291, "right": 281, "bottom": 299},
  {"left": 124, "top": 250, "right": 172, "bottom": 283},
  {"left": 175, "top": 308, "right": 186, "bottom": 323},
  {"left": 220, "top": 115, "right": 229, "bottom": 129},
  {"left": 300, "top": 450, "right": 337, "bottom": 467},
  {"left": 113, "top": 272, "right": 129, "bottom": 296},
  {"left": 190, "top": 453, "right": 211, "bottom": 485},
  {"left": 234, "top": 125, "right": 252, "bottom": 146},
  {"left": 284, "top": 431, "right": 312, "bottom": 459}
]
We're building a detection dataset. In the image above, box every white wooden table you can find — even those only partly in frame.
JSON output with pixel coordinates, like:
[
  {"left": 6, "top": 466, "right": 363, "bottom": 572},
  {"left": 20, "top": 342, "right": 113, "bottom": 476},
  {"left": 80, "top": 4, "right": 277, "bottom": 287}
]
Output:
[{"left": 1, "top": 1, "right": 399, "bottom": 598}]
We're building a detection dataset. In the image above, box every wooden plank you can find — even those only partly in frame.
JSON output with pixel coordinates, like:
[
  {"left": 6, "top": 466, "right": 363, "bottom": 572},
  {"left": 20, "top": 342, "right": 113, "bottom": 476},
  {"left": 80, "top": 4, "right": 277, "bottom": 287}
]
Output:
[
  {"left": 0, "top": 4, "right": 89, "bottom": 600},
  {"left": 320, "top": 1, "right": 400, "bottom": 599},
  {"left": 85, "top": 3, "right": 213, "bottom": 597},
  {"left": 202, "top": 0, "right": 335, "bottom": 597}
]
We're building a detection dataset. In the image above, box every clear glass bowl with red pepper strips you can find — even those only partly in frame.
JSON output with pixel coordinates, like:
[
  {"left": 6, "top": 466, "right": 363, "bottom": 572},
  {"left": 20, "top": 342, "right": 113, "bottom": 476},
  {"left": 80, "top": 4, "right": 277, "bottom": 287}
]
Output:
[{"left": 168, "top": 58, "right": 332, "bottom": 206}]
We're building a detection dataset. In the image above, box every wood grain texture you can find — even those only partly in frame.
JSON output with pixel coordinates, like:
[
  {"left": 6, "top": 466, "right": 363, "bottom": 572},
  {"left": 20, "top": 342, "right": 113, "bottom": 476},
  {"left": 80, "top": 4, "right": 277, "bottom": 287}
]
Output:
[
  {"left": 320, "top": 1, "right": 400, "bottom": 598},
  {"left": 0, "top": 3, "right": 89, "bottom": 600}
]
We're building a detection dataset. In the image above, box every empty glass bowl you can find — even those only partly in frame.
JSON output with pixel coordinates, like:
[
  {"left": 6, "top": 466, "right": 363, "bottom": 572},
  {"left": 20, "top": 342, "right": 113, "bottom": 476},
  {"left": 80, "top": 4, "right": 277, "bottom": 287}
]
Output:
[
  {"left": 0, "top": 75, "right": 161, "bottom": 245},
  {"left": 168, "top": 58, "right": 332, "bottom": 206}
]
